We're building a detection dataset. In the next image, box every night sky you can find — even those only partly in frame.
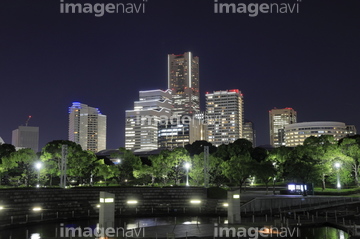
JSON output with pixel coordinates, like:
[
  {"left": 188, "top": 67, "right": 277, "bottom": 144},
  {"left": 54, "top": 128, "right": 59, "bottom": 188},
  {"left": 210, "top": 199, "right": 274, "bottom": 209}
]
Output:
[{"left": 1, "top": 0, "right": 359, "bottom": 150}]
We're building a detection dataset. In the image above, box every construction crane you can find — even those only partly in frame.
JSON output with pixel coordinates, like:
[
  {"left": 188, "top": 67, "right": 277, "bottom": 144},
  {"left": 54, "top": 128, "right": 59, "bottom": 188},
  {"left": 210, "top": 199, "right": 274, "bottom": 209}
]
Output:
[{"left": 25, "top": 115, "right": 32, "bottom": 126}]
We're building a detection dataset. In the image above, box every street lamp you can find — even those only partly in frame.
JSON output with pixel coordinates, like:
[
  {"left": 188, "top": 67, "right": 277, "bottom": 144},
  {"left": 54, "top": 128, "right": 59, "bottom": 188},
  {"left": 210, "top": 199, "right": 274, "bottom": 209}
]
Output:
[
  {"left": 184, "top": 162, "right": 191, "bottom": 186},
  {"left": 334, "top": 162, "right": 341, "bottom": 189},
  {"left": 35, "top": 162, "right": 42, "bottom": 187}
]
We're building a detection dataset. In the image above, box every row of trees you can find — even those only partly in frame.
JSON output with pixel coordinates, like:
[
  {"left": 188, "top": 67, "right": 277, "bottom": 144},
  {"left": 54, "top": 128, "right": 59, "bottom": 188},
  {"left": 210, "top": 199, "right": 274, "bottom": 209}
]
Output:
[
  {"left": 0, "top": 140, "right": 141, "bottom": 187},
  {"left": 136, "top": 135, "right": 360, "bottom": 192},
  {"left": 0, "top": 135, "right": 359, "bottom": 191}
]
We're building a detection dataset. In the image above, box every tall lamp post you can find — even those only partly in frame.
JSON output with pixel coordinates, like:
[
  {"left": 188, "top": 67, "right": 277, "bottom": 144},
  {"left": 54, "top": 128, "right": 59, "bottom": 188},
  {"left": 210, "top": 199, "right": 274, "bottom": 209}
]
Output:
[
  {"left": 334, "top": 162, "right": 341, "bottom": 189},
  {"left": 35, "top": 162, "right": 42, "bottom": 188},
  {"left": 184, "top": 162, "right": 191, "bottom": 186}
]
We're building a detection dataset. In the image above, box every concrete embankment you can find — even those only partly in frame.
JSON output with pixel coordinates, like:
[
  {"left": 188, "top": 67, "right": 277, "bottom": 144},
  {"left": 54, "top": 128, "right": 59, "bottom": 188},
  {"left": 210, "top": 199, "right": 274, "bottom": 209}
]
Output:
[{"left": 0, "top": 187, "right": 228, "bottom": 228}]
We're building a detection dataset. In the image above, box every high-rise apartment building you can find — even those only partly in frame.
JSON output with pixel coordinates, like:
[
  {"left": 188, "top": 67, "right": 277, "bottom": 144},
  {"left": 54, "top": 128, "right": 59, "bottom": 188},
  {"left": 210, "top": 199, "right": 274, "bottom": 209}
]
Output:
[
  {"left": 168, "top": 52, "right": 200, "bottom": 116},
  {"left": 68, "top": 102, "right": 107, "bottom": 152},
  {"left": 125, "top": 89, "right": 172, "bottom": 151},
  {"left": 269, "top": 107, "right": 297, "bottom": 147},
  {"left": 12, "top": 126, "right": 39, "bottom": 152},
  {"left": 243, "top": 120, "right": 256, "bottom": 146},
  {"left": 206, "top": 89, "right": 244, "bottom": 147}
]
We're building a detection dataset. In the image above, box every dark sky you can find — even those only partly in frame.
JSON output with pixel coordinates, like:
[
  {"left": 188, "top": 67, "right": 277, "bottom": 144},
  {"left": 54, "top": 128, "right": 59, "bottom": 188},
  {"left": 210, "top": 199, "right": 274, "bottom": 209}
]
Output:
[{"left": 1, "top": 0, "right": 359, "bottom": 150}]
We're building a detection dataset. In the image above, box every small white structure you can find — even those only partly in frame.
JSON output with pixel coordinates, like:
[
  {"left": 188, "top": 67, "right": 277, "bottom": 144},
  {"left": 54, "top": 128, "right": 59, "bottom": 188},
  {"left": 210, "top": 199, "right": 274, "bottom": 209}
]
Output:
[
  {"left": 227, "top": 189, "right": 241, "bottom": 224},
  {"left": 99, "top": 192, "right": 115, "bottom": 231}
]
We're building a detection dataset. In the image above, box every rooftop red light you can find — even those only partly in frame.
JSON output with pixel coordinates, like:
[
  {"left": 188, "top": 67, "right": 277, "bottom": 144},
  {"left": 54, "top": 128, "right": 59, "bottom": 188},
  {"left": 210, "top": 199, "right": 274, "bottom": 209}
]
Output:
[{"left": 229, "top": 89, "right": 240, "bottom": 93}]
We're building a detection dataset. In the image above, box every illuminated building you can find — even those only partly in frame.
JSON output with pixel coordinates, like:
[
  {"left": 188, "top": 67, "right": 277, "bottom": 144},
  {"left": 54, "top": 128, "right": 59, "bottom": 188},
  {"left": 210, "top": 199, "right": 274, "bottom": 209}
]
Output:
[
  {"left": 125, "top": 89, "right": 172, "bottom": 151},
  {"left": 269, "top": 108, "right": 297, "bottom": 147},
  {"left": 243, "top": 120, "right": 256, "bottom": 146},
  {"left": 346, "top": 125, "right": 357, "bottom": 136},
  {"left": 158, "top": 114, "right": 207, "bottom": 150},
  {"left": 168, "top": 52, "right": 200, "bottom": 116},
  {"left": 12, "top": 126, "right": 39, "bottom": 152},
  {"left": 158, "top": 117, "right": 190, "bottom": 150},
  {"left": 206, "top": 89, "right": 244, "bottom": 147},
  {"left": 284, "top": 121, "right": 352, "bottom": 147},
  {"left": 68, "top": 102, "right": 107, "bottom": 152}
]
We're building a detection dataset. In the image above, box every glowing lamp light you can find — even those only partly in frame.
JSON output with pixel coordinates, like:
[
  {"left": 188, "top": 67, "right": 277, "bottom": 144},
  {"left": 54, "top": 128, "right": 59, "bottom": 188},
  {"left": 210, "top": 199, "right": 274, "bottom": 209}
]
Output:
[
  {"left": 96, "top": 204, "right": 100, "bottom": 208},
  {"left": 0, "top": 206, "right": 4, "bottom": 210},
  {"left": 127, "top": 200, "right": 138, "bottom": 205},
  {"left": 223, "top": 203, "right": 229, "bottom": 207},
  {"left": 30, "top": 233, "right": 41, "bottom": 239},
  {"left": 32, "top": 207, "right": 42, "bottom": 212},
  {"left": 288, "top": 184, "right": 296, "bottom": 191},
  {"left": 233, "top": 194, "right": 240, "bottom": 199},
  {"left": 105, "top": 198, "right": 114, "bottom": 203},
  {"left": 35, "top": 162, "right": 42, "bottom": 170},
  {"left": 190, "top": 200, "right": 201, "bottom": 204},
  {"left": 100, "top": 198, "right": 114, "bottom": 203}
]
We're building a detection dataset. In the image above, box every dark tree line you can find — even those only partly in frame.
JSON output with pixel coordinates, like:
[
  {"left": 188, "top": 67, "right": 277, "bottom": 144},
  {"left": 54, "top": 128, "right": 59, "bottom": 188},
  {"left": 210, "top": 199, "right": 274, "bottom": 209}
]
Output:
[{"left": 1, "top": 135, "right": 359, "bottom": 190}]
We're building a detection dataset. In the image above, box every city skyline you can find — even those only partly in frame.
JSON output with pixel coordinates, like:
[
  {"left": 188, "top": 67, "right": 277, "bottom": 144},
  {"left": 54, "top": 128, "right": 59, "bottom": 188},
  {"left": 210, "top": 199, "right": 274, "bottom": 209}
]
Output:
[{"left": 1, "top": 0, "right": 359, "bottom": 149}]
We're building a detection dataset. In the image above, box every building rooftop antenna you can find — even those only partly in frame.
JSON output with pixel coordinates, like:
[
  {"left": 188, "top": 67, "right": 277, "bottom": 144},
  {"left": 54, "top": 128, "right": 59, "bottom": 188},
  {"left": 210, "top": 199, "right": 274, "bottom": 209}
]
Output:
[{"left": 25, "top": 115, "right": 32, "bottom": 126}]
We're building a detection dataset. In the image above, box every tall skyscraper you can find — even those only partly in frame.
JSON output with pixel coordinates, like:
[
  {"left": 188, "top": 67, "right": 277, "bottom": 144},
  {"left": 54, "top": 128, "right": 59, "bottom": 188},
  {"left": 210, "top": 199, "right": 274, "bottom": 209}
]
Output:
[
  {"left": 269, "top": 107, "right": 297, "bottom": 147},
  {"left": 12, "top": 126, "right": 39, "bottom": 152},
  {"left": 168, "top": 52, "right": 200, "bottom": 116},
  {"left": 243, "top": 120, "right": 256, "bottom": 146},
  {"left": 68, "top": 102, "right": 107, "bottom": 152},
  {"left": 125, "top": 89, "right": 172, "bottom": 151},
  {"left": 206, "top": 89, "right": 244, "bottom": 147}
]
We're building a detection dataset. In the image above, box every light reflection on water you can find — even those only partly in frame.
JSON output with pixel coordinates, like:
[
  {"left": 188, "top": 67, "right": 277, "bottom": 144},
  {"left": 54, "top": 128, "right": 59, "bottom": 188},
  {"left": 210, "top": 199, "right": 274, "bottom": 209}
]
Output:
[{"left": 0, "top": 217, "right": 350, "bottom": 239}]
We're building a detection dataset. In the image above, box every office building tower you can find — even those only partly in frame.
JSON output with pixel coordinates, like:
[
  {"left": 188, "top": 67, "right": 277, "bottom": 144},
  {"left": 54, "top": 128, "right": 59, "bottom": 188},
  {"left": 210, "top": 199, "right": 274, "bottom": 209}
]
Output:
[
  {"left": 68, "top": 102, "right": 107, "bottom": 153},
  {"left": 269, "top": 107, "right": 297, "bottom": 147},
  {"left": 12, "top": 126, "right": 39, "bottom": 152},
  {"left": 158, "top": 114, "right": 207, "bottom": 150},
  {"left": 190, "top": 112, "right": 208, "bottom": 144},
  {"left": 125, "top": 89, "right": 172, "bottom": 151},
  {"left": 243, "top": 120, "right": 256, "bottom": 146},
  {"left": 168, "top": 52, "right": 200, "bottom": 116},
  {"left": 158, "top": 117, "right": 190, "bottom": 150},
  {"left": 285, "top": 121, "right": 349, "bottom": 147},
  {"left": 206, "top": 89, "right": 244, "bottom": 147}
]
